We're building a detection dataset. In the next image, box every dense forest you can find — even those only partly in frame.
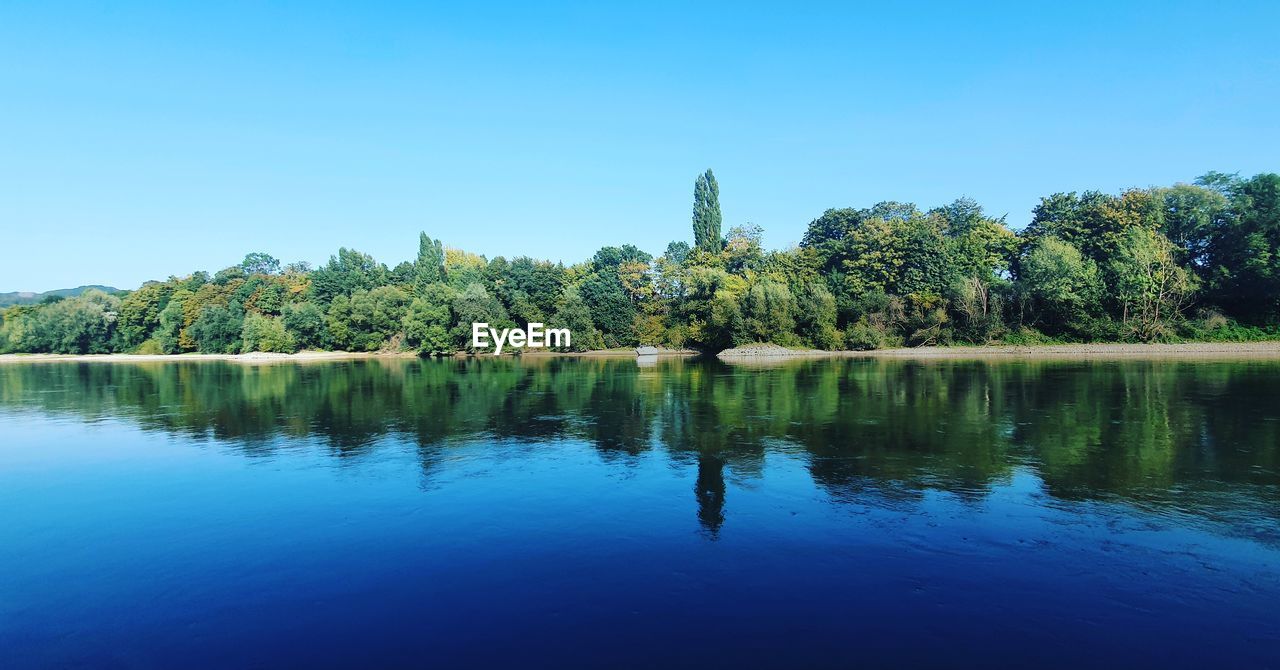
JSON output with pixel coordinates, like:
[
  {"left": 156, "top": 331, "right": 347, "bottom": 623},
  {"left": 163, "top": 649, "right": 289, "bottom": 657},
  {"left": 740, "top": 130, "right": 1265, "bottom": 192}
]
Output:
[{"left": 3, "top": 169, "right": 1279, "bottom": 356}]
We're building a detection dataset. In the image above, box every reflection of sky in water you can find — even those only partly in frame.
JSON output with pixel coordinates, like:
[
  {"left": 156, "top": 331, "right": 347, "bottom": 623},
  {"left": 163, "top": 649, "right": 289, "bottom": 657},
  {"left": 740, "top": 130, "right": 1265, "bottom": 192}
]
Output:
[{"left": 0, "top": 359, "right": 1278, "bottom": 667}]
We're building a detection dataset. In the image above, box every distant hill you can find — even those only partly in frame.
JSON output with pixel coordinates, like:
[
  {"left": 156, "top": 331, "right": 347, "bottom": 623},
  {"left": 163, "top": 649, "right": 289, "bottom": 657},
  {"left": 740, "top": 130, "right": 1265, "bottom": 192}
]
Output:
[{"left": 0, "top": 285, "right": 121, "bottom": 308}]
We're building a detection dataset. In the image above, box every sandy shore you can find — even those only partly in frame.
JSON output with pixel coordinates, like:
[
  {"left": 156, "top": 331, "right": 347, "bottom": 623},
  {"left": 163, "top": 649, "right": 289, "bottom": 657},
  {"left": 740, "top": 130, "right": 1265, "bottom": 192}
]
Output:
[
  {"left": 718, "top": 341, "right": 1280, "bottom": 361},
  {"left": 4, "top": 341, "right": 1280, "bottom": 364},
  {"left": 522, "top": 347, "right": 698, "bottom": 359},
  {"left": 0, "top": 351, "right": 413, "bottom": 364},
  {"left": 863, "top": 342, "right": 1280, "bottom": 358},
  {"left": 0, "top": 347, "right": 701, "bottom": 364}
]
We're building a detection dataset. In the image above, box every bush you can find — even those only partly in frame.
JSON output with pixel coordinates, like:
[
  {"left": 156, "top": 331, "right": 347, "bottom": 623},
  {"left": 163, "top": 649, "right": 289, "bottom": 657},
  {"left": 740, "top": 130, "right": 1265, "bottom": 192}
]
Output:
[
  {"left": 241, "top": 314, "right": 295, "bottom": 353},
  {"left": 1000, "top": 327, "right": 1061, "bottom": 346},
  {"left": 134, "top": 338, "right": 164, "bottom": 355},
  {"left": 1180, "top": 310, "right": 1280, "bottom": 342},
  {"left": 191, "top": 305, "right": 243, "bottom": 354},
  {"left": 845, "top": 317, "right": 903, "bottom": 350},
  {"left": 283, "top": 302, "right": 327, "bottom": 350}
]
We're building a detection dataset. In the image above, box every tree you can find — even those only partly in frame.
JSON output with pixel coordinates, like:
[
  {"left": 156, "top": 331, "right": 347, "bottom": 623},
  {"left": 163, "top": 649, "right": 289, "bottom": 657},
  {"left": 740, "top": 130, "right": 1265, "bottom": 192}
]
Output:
[
  {"left": 795, "top": 282, "right": 841, "bottom": 349},
  {"left": 664, "top": 241, "right": 691, "bottom": 266},
  {"left": 310, "top": 248, "right": 387, "bottom": 305},
  {"left": 1109, "top": 227, "right": 1197, "bottom": 340},
  {"left": 241, "top": 314, "right": 295, "bottom": 353},
  {"left": 740, "top": 278, "right": 798, "bottom": 345},
  {"left": 414, "top": 233, "right": 446, "bottom": 289},
  {"left": 578, "top": 271, "right": 635, "bottom": 346},
  {"left": 156, "top": 292, "right": 189, "bottom": 354},
  {"left": 802, "top": 208, "right": 863, "bottom": 253},
  {"left": 693, "top": 169, "right": 723, "bottom": 252},
  {"left": 674, "top": 266, "right": 746, "bottom": 351},
  {"left": 724, "top": 224, "right": 765, "bottom": 274},
  {"left": 282, "top": 302, "right": 327, "bottom": 350},
  {"left": 324, "top": 286, "right": 411, "bottom": 352},
  {"left": 592, "top": 245, "right": 651, "bottom": 271},
  {"left": 839, "top": 213, "right": 907, "bottom": 297},
  {"left": 1019, "top": 237, "right": 1105, "bottom": 336},
  {"left": 402, "top": 283, "right": 454, "bottom": 355},
  {"left": 116, "top": 282, "right": 172, "bottom": 349},
  {"left": 444, "top": 247, "right": 488, "bottom": 289},
  {"left": 1024, "top": 190, "right": 1160, "bottom": 265},
  {"left": 550, "top": 286, "right": 602, "bottom": 351},
  {"left": 1202, "top": 173, "right": 1280, "bottom": 322},
  {"left": 240, "top": 252, "right": 281, "bottom": 276},
  {"left": 191, "top": 305, "right": 244, "bottom": 353},
  {"left": 451, "top": 283, "right": 510, "bottom": 351},
  {"left": 25, "top": 290, "right": 119, "bottom": 354},
  {"left": 1154, "top": 183, "right": 1227, "bottom": 270},
  {"left": 949, "top": 275, "right": 1006, "bottom": 343}
]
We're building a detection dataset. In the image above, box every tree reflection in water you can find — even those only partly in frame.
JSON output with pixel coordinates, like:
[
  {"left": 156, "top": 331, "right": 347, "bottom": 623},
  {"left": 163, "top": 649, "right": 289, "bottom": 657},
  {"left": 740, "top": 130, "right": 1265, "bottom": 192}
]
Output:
[{"left": 1, "top": 356, "right": 1277, "bottom": 537}]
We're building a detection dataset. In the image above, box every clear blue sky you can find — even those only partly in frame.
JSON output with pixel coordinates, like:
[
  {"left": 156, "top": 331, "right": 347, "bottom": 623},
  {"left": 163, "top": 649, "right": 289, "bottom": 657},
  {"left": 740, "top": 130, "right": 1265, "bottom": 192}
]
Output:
[{"left": 3, "top": 1, "right": 1278, "bottom": 292}]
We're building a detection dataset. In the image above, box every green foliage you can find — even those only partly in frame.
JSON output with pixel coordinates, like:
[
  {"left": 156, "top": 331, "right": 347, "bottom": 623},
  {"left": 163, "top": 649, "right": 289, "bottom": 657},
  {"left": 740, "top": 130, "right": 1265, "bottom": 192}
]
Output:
[
  {"left": 403, "top": 283, "right": 455, "bottom": 355},
  {"left": 693, "top": 169, "right": 723, "bottom": 252},
  {"left": 156, "top": 294, "right": 188, "bottom": 354},
  {"left": 578, "top": 270, "right": 635, "bottom": 346},
  {"left": 8, "top": 171, "right": 1280, "bottom": 358},
  {"left": 327, "top": 286, "right": 411, "bottom": 352},
  {"left": 414, "top": 233, "right": 446, "bottom": 289},
  {"left": 1108, "top": 227, "right": 1197, "bottom": 341},
  {"left": 1179, "top": 310, "right": 1280, "bottom": 342},
  {"left": 116, "top": 282, "right": 172, "bottom": 349},
  {"left": 451, "top": 283, "right": 511, "bottom": 352},
  {"left": 740, "top": 279, "right": 797, "bottom": 346},
  {"left": 283, "top": 302, "right": 327, "bottom": 350},
  {"left": 664, "top": 241, "right": 691, "bottom": 266},
  {"left": 795, "top": 282, "right": 842, "bottom": 350},
  {"left": 1019, "top": 237, "right": 1104, "bottom": 336},
  {"left": 949, "top": 276, "right": 1007, "bottom": 343},
  {"left": 134, "top": 338, "right": 164, "bottom": 354},
  {"left": 844, "top": 291, "right": 905, "bottom": 350},
  {"left": 8, "top": 290, "right": 120, "bottom": 354},
  {"left": 241, "top": 314, "right": 295, "bottom": 353},
  {"left": 1025, "top": 190, "right": 1128, "bottom": 263},
  {"left": 1201, "top": 173, "right": 1280, "bottom": 322},
  {"left": 551, "top": 286, "right": 603, "bottom": 351},
  {"left": 310, "top": 248, "right": 388, "bottom": 305},
  {"left": 191, "top": 305, "right": 244, "bottom": 354},
  {"left": 240, "top": 252, "right": 281, "bottom": 276},
  {"left": 493, "top": 256, "right": 565, "bottom": 322},
  {"left": 1000, "top": 327, "right": 1062, "bottom": 346},
  {"left": 1154, "top": 183, "right": 1227, "bottom": 268},
  {"left": 844, "top": 318, "right": 902, "bottom": 350}
]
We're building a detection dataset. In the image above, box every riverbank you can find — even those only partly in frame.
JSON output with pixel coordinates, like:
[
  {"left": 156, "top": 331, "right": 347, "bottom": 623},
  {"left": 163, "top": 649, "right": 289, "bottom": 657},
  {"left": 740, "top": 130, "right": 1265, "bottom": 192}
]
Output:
[
  {"left": 0, "top": 347, "right": 701, "bottom": 364},
  {"left": 718, "top": 341, "right": 1280, "bottom": 361},
  {"left": 5, "top": 341, "right": 1280, "bottom": 364},
  {"left": 0, "top": 351, "right": 411, "bottom": 364}
]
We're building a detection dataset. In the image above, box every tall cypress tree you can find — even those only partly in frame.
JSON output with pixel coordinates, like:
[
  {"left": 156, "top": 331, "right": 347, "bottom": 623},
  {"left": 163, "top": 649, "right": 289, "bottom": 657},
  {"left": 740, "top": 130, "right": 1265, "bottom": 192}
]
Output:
[
  {"left": 414, "top": 232, "right": 446, "bottom": 289},
  {"left": 692, "top": 169, "right": 723, "bottom": 252}
]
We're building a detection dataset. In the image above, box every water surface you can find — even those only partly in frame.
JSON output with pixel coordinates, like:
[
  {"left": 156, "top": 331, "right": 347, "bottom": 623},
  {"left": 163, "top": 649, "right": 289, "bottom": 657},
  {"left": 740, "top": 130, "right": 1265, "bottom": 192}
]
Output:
[{"left": 1, "top": 358, "right": 1277, "bottom": 667}]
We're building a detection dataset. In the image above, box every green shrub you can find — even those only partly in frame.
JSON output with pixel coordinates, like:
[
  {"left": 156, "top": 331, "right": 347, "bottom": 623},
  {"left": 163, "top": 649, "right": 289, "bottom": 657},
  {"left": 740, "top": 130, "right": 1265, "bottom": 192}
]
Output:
[
  {"left": 241, "top": 314, "right": 295, "bottom": 353},
  {"left": 134, "top": 338, "right": 164, "bottom": 355}
]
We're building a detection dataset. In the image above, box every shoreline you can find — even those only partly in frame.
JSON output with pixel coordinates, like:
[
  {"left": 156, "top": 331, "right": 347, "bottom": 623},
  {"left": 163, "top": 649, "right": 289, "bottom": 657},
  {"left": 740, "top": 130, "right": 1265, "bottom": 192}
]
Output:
[
  {"left": 0, "top": 347, "right": 701, "bottom": 364},
  {"left": 719, "top": 341, "right": 1280, "bottom": 361},
  {"left": 4, "top": 341, "right": 1280, "bottom": 364},
  {"left": 858, "top": 342, "right": 1280, "bottom": 359}
]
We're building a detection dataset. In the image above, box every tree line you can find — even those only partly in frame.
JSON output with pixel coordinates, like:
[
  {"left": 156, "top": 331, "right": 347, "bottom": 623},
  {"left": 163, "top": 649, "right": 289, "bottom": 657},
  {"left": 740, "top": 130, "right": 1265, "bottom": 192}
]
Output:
[{"left": 2, "top": 169, "right": 1278, "bottom": 355}]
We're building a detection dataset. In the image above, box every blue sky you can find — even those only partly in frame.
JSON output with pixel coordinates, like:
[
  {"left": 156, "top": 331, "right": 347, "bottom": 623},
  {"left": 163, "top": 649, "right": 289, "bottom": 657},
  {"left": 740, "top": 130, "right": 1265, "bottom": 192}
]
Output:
[{"left": 2, "top": 1, "right": 1278, "bottom": 292}]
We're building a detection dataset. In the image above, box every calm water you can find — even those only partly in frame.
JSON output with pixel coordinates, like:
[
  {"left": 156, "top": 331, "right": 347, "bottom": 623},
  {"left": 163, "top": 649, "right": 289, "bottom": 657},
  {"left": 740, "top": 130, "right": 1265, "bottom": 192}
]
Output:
[{"left": 1, "top": 357, "right": 1277, "bottom": 668}]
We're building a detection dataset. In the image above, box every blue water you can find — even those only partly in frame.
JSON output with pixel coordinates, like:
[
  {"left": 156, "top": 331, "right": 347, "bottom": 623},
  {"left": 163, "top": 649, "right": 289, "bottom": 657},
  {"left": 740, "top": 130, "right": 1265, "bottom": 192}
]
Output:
[{"left": 0, "top": 358, "right": 1277, "bottom": 667}]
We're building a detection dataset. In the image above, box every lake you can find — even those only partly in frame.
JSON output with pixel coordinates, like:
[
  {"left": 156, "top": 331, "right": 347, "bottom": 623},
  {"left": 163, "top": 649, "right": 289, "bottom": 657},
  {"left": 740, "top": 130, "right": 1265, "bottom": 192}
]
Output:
[{"left": 1, "top": 357, "right": 1277, "bottom": 667}]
